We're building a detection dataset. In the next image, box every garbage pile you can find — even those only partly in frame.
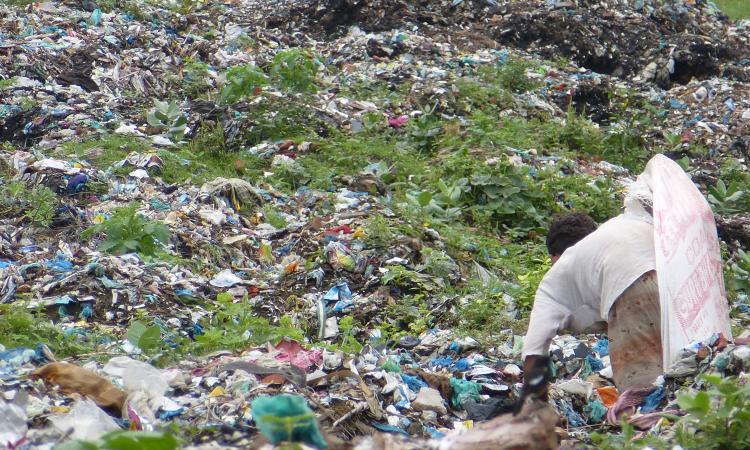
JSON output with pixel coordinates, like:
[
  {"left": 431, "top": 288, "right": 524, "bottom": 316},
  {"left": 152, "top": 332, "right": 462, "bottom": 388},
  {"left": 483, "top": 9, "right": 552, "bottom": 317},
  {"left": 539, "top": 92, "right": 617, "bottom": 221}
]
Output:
[{"left": 1, "top": 0, "right": 750, "bottom": 449}]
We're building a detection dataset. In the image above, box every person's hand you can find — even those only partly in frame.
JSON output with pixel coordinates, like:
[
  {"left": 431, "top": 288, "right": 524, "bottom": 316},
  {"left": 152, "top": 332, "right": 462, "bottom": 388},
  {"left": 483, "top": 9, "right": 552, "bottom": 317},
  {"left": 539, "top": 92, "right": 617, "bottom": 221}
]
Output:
[{"left": 514, "top": 355, "right": 552, "bottom": 415}]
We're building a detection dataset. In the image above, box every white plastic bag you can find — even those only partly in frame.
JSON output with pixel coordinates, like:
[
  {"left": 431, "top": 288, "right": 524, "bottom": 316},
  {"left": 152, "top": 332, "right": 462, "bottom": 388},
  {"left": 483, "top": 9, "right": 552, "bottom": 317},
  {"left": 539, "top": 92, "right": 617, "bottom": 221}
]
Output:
[
  {"left": 0, "top": 400, "right": 27, "bottom": 448},
  {"left": 102, "top": 356, "right": 168, "bottom": 407},
  {"left": 637, "top": 155, "right": 732, "bottom": 369},
  {"left": 49, "top": 399, "right": 119, "bottom": 441}
]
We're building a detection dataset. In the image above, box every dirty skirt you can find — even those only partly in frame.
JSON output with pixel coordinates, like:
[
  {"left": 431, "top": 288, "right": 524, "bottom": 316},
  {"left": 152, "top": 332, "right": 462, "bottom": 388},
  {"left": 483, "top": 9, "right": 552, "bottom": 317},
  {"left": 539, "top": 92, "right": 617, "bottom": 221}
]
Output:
[{"left": 607, "top": 270, "right": 662, "bottom": 391}]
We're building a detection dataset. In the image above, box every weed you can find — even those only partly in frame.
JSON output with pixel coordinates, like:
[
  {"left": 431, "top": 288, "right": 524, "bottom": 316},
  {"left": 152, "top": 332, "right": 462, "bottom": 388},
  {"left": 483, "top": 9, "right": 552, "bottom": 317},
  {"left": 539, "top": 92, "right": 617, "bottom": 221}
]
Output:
[
  {"left": 189, "top": 122, "right": 226, "bottom": 155},
  {"left": 146, "top": 99, "right": 188, "bottom": 142},
  {"left": 183, "top": 57, "right": 211, "bottom": 99},
  {"left": 455, "top": 279, "right": 530, "bottom": 345},
  {"left": 0, "top": 0, "right": 35, "bottom": 6},
  {"left": 157, "top": 132, "right": 265, "bottom": 185},
  {"left": 2, "top": 182, "right": 57, "bottom": 227},
  {"left": 337, "top": 316, "right": 363, "bottom": 354},
  {"left": 729, "top": 249, "right": 750, "bottom": 295},
  {"left": 480, "top": 60, "right": 540, "bottom": 93},
  {"left": 539, "top": 169, "right": 622, "bottom": 222},
  {"left": 382, "top": 294, "right": 433, "bottom": 339},
  {"left": 405, "top": 105, "right": 442, "bottom": 154},
  {"left": 364, "top": 215, "right": 396, "bottom": 249},
  {"left": 262, "top": 205, "right": 287, "bottom": 229},
  {"left": 270, "top": 49, "right": 320, "bottom": 93},
  {"left": 602, "top": 99, "right": 663, "bottom": 171},
  {"left": 589, "top": 420, "right": 671, "bottom": 450},
  {"left": 381, "top": 265, "right": 442, "bottom": 293},
  {"left": 189, "top": 292, "right": 304, "bottom": 354},
  {"left": 82, "top": 204, "right": 170, "bottom": 256},
  {"left": 549, "top": 107, "right": 603, "bottom": 154},
  {"left": 707, "top": 179, "right": 746, "bottom": 214},
  {"left": 589, "top": 373, "right": 750, "bottom": 449},
  {"left": 0, "top": 303, "right": 102, "bottom": 357},
  {"left": 0, "top": 77, "right": 17, "bottom": 90},
  {"left": 242, "top": 96, "right": 329, "bottom": 146},
  {"left": 60, "top": 135, "right": 149, "bottom": 170},
  {"left": 514, "top": 254, "right": 551, "bottom": 311},
  {"left": 418, "top": 247, "right": 458, "bottom": 279},
  {"left": 220, "top": 64, "right": 268, "bottom": 104},
  {"left": 57, "top": 430, "right": 180, "bottom": 450},
  {"left": 672, "top": 373, "right": 750, "bottom": 449},
  {"left": 454, "top": 76, "right": 514, "bottom": 113},
  {"left": 127, "top": 320, "right": 163, "bottom": 353}
]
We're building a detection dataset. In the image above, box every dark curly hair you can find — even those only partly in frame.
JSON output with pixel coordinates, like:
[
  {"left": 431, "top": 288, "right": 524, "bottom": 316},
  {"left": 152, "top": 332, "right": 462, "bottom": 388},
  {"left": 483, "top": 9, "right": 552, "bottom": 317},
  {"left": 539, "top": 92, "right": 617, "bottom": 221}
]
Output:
[{"left": 546, "top": 212, "right": 597, "bottom": 257}]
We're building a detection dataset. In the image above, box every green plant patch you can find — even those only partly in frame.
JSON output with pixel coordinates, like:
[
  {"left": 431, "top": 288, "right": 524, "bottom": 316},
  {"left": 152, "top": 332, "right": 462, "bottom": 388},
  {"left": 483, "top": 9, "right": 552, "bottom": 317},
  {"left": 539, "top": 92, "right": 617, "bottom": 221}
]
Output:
[{"left": 82, "top": 204, "right": 170, "bottom": 256}]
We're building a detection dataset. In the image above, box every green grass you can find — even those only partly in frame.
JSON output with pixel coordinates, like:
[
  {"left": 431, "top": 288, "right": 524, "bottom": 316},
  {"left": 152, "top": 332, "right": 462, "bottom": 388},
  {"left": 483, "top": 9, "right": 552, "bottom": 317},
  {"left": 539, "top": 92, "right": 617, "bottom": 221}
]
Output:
[
  {"left": 59, "top": 135, "right": 149, "bottom": 170},
  {"left": 0, "top": 303, "right": 109, "bottom": 357},
  {"left": 0, "top": 0, "right": 35, "bottom": 5},
  {"left": 715, "top": 0, "right": 750, "bottom": 19}
]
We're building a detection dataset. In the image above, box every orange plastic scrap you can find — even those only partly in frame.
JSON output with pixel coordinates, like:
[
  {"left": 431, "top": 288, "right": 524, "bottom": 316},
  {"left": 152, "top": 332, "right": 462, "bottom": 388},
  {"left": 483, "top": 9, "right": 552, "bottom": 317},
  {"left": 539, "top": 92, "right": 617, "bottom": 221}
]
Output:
[
  {"left": 596, "top": 386, "right": 620, "bottom": 408},
  {"left": 30, "top": 362, "right": 126, "bottom": 413}
]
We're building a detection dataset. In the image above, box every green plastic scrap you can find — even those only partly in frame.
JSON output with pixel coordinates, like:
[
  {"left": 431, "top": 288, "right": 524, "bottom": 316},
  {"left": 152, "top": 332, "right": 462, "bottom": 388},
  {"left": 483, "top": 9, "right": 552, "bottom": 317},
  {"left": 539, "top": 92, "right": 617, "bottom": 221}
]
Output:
[
  {"left": 149, "top": 198, "right": 171, "bottom": 212},
  {"left": 251, "top": 394, "right": 328, "bottom": 449},
  {"left": 450, "top": 377, "right": 481, "bottom": 410},
  {"left": 381, "top": 357, "right": 402, "bottom": 373},
  {"left": 583, "top": 399, "right": 607, "bottom": 423},
  {"left": 579, "top": 357, "right": 593, "bottom": 379},
  {"left": 512, "top": 335, "right": 524, "bottom": 356}
]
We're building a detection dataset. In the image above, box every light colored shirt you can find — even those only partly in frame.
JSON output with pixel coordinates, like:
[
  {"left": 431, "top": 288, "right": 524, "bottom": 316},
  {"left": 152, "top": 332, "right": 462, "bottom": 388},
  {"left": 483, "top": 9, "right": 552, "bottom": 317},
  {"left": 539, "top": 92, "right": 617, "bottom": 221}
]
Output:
[{"left": 522, "top": 215, "right": 656, "bottom": 358}]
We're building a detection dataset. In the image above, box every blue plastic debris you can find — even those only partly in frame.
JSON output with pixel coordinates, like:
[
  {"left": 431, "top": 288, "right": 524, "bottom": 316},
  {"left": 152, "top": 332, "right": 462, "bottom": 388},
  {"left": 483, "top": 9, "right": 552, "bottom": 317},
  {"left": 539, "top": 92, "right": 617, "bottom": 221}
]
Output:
[
  {"left": 592, "top": 339, "right": 609, "bottom": 357},
  {"left": 323, "top": 282, "right": 353, "bottom": 312},
  {"left": 47, "top": 253, "right": 74, "bottom": 273},
  {"left": 394, "top": 385, "right": 411, "bottom": 410},
  {"left": 423, "top": 426, "right": 445, "bottom": 439},
  {"left": 0, "top": 346, "right": 46, "bottom": 379},
  {"left": 583, "top": 399, "right": 607, "bottom": 423},
  {"left": 641, "top": 387, "right": 666, "bottom": 413},
  {"left": 371, "top": 421, "right": 409, "bottom": 436},
  {"left": 397, "top": 417, "right": 411, "bottom": 430},
  {"left": 79, "top": 303, "right": 94, "bottom": 320},
  {"left": 450, "top": 377, "right": 481, "bottom": 410},
  {"left": 558, "top": 399, "right": 585, "bottom": 427},
  {"left": 99, "top": 276, "right": 123, "bottom": 289},
  {"left": 430, "top": 356, "right": 453, "bottom": 368},
  {"left": 89, "top": 8, "right": 102, "bottom": 26},
  {"left": 158, "top": 407, "right": 185, "bottom": 420},
  {"left": 174, "top": 288, "right": 195, "bottom": 299},
  {"left": 585, "top": 354, "right": 604, "bottom": 372},
  {"left": 668, "top": 98, "right": 687, "bottom": 109},
  {"left": 713, "top": 352, "right": 731, "bottom": 372},
  {"left": 401, "top": 374, "right": 427, "bottom": 393},
  {"left": 0, "top": 260, "right": 12, "bottom": 269},
  {"left": 251, "top": 394, "right": 328, "bottom": 449},
  {"left": 453, "top": 358, "right": 471, "bottom": 371}
]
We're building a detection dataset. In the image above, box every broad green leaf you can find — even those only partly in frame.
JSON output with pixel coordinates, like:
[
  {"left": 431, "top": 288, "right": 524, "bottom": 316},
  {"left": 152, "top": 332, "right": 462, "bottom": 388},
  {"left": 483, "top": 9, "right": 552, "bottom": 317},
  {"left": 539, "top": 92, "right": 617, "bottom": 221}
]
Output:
[
  {"left": 216, "top": 292, "right": 233, "bottom": 304},
  {"left": 725, "top": 191, "right": 744, "bottom": 202},
  {"left": 102, "top": 431, "right": 179, "bottom": 450},
  {"left": 55, "top": 440, "right": 100, "bottom": 450},
  {"left": 417, "top": 191, "right": 432, "bottom": 207},
  {"left": 127, "top": 321, "right": 147, "bottom": 347},
  {"left": 146, "top": 111, "right": 162, "bottom": 127},
  {"left": 138, "top": 325, "right": 162, "bottom": 351}
]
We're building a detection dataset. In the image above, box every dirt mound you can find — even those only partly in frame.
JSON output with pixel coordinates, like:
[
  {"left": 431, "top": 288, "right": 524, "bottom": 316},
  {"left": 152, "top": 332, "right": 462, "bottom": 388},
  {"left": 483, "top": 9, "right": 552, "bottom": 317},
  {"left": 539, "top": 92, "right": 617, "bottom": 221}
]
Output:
[{"left": 260, "top": 0, "right": 750, "bottom": 89}]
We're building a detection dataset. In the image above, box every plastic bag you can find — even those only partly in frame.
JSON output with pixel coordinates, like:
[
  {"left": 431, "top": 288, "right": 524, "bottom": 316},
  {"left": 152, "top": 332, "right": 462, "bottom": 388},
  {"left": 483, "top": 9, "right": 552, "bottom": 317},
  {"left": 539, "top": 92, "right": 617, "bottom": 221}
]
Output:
[
  {"left": 0, "top": 400, "right": 27, "bottom": 448},
  {"left": 637, "top": 155, "right": 732, "bottom": 369},
  {"left": 103, "top": 356, "right": 168, "bottom": 403},
  {"left": 251, "top": 394, "right": 328, "bottom": 449},
  {"left": 49, "top": 399, "right": 120, "bottom": 441}
]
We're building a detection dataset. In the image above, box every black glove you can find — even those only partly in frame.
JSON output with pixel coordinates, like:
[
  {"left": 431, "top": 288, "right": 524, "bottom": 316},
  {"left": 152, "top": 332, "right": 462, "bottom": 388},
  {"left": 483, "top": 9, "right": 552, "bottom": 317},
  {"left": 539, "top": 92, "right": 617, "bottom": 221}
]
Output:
[{"left": 514, "top": 355, "right": 552, "bottom": 415}]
